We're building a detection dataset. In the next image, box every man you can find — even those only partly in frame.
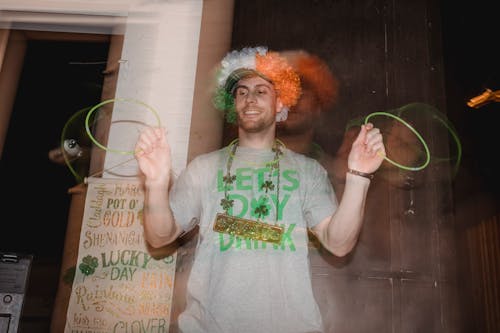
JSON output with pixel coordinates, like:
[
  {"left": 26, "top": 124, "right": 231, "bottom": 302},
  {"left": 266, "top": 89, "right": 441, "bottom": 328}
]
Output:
[{"left": 134, "top": 46, "right": 385, "bottom": 333}]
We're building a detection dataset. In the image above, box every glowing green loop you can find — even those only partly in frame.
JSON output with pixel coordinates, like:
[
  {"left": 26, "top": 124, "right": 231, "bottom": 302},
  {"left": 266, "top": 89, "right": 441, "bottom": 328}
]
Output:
[
  {"left": 396, "top": 103, "right": 462, "bottom": 177},
  {"left": 431, "top": 114, "right": 462, "bottom": 176},
  {"left": 364, "top": 111, "right": 430, "bottom": 171},
  {"left": 85, "top": 98, "right": 162, "bottom": 155}
]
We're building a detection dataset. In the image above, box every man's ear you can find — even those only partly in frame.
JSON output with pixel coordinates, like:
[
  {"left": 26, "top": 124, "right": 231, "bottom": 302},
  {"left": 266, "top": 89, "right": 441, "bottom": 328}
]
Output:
[
  {"left": 275, "top": 98, "right": 284, "bottom": 114},
  {"left": 275, "top": 98, "right": 288, "bottom": 122}
]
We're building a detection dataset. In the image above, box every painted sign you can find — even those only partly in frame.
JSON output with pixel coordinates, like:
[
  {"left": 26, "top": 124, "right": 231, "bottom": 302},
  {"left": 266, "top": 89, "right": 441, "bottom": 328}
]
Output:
[{"left": 65, "top": 177, "right": 176, "bottom": 333}]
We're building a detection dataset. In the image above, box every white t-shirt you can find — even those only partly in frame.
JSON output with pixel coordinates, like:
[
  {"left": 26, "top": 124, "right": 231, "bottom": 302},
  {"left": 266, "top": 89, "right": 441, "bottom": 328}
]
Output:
[{"left": 170, "top": 145, "right": 337, "bottom": 333}]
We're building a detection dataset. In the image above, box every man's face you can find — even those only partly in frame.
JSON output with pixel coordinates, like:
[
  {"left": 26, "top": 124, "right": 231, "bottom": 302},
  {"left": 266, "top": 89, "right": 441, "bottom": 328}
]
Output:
[{"left": 234, "top": 75, "right": 280, "bottom": 133}]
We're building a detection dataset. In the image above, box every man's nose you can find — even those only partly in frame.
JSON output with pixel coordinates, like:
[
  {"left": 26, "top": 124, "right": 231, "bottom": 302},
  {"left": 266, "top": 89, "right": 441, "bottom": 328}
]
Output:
[{"left": 246, "top": 90, "right": 258, "bottom": 103}]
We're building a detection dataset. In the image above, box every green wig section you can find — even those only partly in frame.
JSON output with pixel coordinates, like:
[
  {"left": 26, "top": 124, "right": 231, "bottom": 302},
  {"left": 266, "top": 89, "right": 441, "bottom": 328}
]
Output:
[{"left": 213, "top": 86, "right": 237, "bottom": 124}]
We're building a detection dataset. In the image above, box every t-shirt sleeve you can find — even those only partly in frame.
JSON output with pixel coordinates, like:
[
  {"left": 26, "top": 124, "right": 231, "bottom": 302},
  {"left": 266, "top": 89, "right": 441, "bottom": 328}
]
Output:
[
  {"left": 169, "top": 157, "right": 204, "bottom": 231},
  {"left": 303, "top": 160, "right": 338, "bottom": 228}
]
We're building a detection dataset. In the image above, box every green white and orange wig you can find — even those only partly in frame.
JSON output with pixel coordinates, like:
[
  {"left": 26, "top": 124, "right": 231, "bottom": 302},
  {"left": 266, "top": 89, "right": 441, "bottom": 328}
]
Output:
[{"left": 213, "top": 46, "right": 302, "bottom": 123}]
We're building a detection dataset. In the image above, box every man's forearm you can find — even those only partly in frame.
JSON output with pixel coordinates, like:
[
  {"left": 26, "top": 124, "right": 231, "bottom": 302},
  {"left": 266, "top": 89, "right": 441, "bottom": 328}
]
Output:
[
  {"left": 319, "top": 172, "right": 370, "bottom": 256},
  {"left": 142, "top": 183, "right": 182, "bottom": 248}
]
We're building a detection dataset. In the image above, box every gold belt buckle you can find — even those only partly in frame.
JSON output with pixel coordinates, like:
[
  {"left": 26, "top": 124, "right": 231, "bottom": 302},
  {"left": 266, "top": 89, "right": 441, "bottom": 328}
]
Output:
[{"left": 213, "top": 213, "right": 283, "bottom": 244}]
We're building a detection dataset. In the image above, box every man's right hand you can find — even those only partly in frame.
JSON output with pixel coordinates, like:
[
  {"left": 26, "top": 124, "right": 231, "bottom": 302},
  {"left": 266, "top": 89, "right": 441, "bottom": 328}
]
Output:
[{"left": 134, "top": 126, "right": 172, "bottom": 186}]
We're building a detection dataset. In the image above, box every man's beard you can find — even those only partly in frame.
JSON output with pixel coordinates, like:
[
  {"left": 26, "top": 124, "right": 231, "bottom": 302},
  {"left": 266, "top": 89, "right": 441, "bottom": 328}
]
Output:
[{"left": 237, "top": 107, "right": 272, "bottom": 133}]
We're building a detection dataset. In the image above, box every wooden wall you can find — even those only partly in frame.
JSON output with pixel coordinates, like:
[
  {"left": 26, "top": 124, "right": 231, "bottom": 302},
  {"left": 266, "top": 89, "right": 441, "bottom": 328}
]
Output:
[
  {"left": 230, "top": 0, "right": 461, "bottom": 332},
  {"left": 465, "top": 216, "right": 500, "bottom": 332}
]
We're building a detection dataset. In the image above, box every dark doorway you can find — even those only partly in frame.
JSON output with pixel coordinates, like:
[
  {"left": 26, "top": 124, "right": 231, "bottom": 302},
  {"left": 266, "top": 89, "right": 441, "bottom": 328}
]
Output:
[
  {"left": 0, "top": 36, "right": 109, "bottom": 331},
  {"left": 0, "top": 38, "right": 109, "bottom": 257}
]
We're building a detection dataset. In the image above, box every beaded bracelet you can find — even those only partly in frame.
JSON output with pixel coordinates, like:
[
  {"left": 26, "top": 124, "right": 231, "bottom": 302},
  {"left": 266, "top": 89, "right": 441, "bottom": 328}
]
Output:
[{"left": 347, "top": 168, "right": 374, "bottom": 180}]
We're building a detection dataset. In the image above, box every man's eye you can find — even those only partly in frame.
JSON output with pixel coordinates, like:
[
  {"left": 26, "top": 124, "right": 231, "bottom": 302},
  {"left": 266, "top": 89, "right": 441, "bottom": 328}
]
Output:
[
  {"left": 257, "top": 89, "right": 267, "bottom": 94},
  {"left": 237, "top": 89, "right": 247, "bottom": 96}
]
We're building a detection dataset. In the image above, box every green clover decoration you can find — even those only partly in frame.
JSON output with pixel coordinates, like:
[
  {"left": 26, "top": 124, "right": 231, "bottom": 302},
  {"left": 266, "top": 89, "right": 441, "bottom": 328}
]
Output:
[
  {"left": 251, "top": 195, "right": 271, "bottom": 219},
  {"left": 223, "top": 174, "right": 236, "bottom": 187},
  {"left": 261, "top": 180, "right": 275, "bottom": 193},
  {"left": 79, "top": 255, "right": 98, "bottom": 276},
  {"left": 220, "top": 197, "right": 234, "bottom": 212}
]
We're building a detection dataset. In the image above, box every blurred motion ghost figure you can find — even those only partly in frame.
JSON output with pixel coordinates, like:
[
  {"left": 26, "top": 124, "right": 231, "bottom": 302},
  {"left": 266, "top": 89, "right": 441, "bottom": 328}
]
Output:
[{"left": 276, "top": 50, "right": 345, "bottom": 194}]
